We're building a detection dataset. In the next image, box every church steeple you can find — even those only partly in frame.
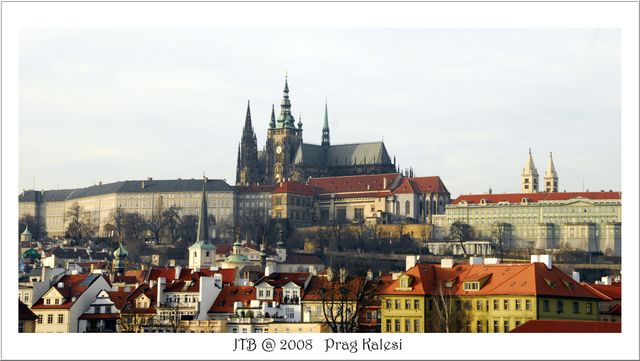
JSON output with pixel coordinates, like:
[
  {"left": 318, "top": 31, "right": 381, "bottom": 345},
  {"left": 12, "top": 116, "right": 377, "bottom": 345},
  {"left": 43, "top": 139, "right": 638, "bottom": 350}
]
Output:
[
  {"left": 269, "top": 104, "right": 276, "bottom": 129},
  {"left": 277, "top": 75, "right": 296, "bottom": 129},
  {"left": 521, "top": 148, "right": 539, "bottom": 193},
  {"left": 322, "top": 100, "right": 330, "bottom": 148},
  {"left": 236, "top": 101, "right": 260, "bottom": 186},
  {"left": 544, "top": 152, "right": 559, "bottom": 192},
  {"left": 189, "top": 179, "right": 215, "bottom": 270}
]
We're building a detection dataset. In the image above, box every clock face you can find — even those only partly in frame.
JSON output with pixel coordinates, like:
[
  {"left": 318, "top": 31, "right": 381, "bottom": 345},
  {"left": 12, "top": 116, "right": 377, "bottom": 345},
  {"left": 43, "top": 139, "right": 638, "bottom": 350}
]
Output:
[{"left": 276, "top": 145, "right": 282, "bottom": 154}]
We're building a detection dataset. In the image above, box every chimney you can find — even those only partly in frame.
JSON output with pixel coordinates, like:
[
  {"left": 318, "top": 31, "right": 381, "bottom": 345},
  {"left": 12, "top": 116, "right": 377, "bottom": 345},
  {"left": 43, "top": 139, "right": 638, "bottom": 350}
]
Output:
[
  {"left": 213, "top": 273, "right": 223, "bottom": 289},
  {"left": 309, "top": 266, "right": 317, "bottom": 276},
  {"left": 405, "top": 255, "right": 417, "bottom": 271},
  {"left": 600, "top": 276, "right": 612, "bottom": 285},
  {"left": 209, "top": 265, "right": 219, "bottom": 272},
  {"left": 383, "top": 177, "right": 387, "bottom": 190},
  {"left": 571, "top": 271, "right": 581, "bottom": 283},
  {"left": 469, "top": 256, "right": 483, "bottom": 265},
  {"left": 157, "top": 277, "right": 166, "bottom": 306},
  {"left": 147, "top": 177, "right": 153, "bottom": 181},
  {"left": 141, "top": 181, "right": 145, "bottom": 189},
  {"left": 174, "top": 265, "right": 182, "bottom": 280},
  {"left": 440, "top": 258, "right": 454, "bottom": 269},
  {"left": 483, "top": 258, "right": 500, "bottom": 265},
  {"left": 57, "top": 282, "right": 64, "bottom": 288},
  {"left": 149, "top": 279, "right": 156, "bottom": 289},
  {"left": 366, "top": 269, "right": 373, "bottom": 281},
  {"left": 539, "top": 255, "right": 552, "bottom": 270},
  {"left": 264, "top": 265, "right": 272, "bottom": 277}
]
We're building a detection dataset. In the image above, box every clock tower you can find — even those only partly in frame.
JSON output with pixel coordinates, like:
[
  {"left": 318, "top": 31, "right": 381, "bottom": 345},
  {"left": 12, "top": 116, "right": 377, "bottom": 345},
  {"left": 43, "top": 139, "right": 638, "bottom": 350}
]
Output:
[{"left": 266, "top": 75, "right": 303, "bottom": 184}]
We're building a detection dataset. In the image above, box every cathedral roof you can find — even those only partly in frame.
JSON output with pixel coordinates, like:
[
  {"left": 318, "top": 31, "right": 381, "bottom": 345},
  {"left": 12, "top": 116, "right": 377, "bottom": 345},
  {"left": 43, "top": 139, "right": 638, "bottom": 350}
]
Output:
[
  {"left": 308, "top": 173, "right": 401, "bottom": 194},
  {"left": 293, "top": 141, "right": 392, "bottom": 168}
]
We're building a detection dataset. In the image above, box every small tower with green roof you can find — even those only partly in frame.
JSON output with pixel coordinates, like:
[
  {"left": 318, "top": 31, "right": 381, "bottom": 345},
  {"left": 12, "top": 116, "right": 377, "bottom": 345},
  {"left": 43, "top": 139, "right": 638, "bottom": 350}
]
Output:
[{"left": 188, "top": 179, "right": 216, "bottom": 270}]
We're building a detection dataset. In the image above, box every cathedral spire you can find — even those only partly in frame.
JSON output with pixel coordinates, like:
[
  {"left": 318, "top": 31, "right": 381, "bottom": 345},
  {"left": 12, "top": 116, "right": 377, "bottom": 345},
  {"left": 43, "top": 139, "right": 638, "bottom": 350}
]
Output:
[
  {"left": 244, "top": 100, "right": 252, "bottom": 130},
  {"left": 521, "top": 148, "right": 539, "bottom": 193},
  {"left": 269, "top": 104, "right": 276, "bottom": 129},
  {"left": 544, "top": 152, "right": 559, "bottom": 192},
  {"left": 322, "top": 99, "right": 330, "bottom": 148},
  {"left": 195, "top": 180, "right": 210, "bottom": 243},
  {"left": 277, "top": 75, "right": 295, "bottom": 128}
]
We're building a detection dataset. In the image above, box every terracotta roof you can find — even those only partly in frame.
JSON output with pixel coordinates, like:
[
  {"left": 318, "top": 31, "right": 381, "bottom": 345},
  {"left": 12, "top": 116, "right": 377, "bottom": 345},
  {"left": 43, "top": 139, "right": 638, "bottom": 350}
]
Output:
[
  {"left": 193, "top": 268, "right": 236, "bottom": 285},
  {"left": 147, "top": 267, "right": 191, "bottom": 282},
  {"left": 510, "top": 320, "right": 621, "bottom": 333},
  {"left": 113, "top": 275, "right": 139, "bottom": 285},
  {"left": 303, "top": 275, "right": 366, "bottom": 301},
  {"left": 255, "top": 272, "right": 310, "bottom": 288},
  {"left": 209, "top": 286, "right": 256, "bottom": 313},
  {"left": 273, "top": 181, "right": 318, "bottom": 195},
  {"left": 608, "top": 303, "right": 621, "bottom": 315},
  {"left": 392, "top": 178, "right": 419, "bottom": 194},
  {"left": 32, "top": 274, "right": 104, "bottom": 309},
  {"left": 408, "top": 176, "right": 449, "bottom": 194},
  {"left": 452, "top": 191, "right": 621, "bottom": 205},
  {"left": 121, "top": 284, "right": 157, "bottom": 314},
  {"left": 308, "top": 173, "right": 400, "bottom": 194},
  {"left": 19, "top": 301, "right": 37, "bottom": 320},
  {"left": 382, "top": 263, "right": 598, "bottom": 299},
  {"left": 76, "top": 261, "right": 109, "bottom": 271},
  {"left": 581, "top": 282, "right": 621, "bottom": 301},
  {"left": 164, "top": 273, "right": 203, "bottom": 293},
  {"left": 107, "top": 290, "right": 132, "bottom": 310},
  {"left": 124, "top": 270, "right": 147, "bottom": 284}
]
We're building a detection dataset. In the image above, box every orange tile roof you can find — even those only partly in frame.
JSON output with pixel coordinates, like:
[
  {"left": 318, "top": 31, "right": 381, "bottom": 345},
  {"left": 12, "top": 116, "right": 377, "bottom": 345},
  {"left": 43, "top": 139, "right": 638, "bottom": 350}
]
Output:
[
  {"left": 32, "top": 274, "right": 104, "bottom": 309},
  {"left": 581, "top": 282, "right": 621, "bottom": 301},
  {"left": 308, "top": 173, "right": 401, "bottom": 194},
  {"left": 510, "top": 320, "right": 621, "bottom": 333},
  {"left": 452, "top": 191, "right": 621, "bottom": 205},
  {"left": 273, "top": 181, "right": 318, "bottom": 195},
  {"left": 382, "top": 263, "right": 598, "bottom": 299},
  {"left": 147, "top": 267, "right": 191, "bottom": 282},
  {"left": 209, "top": 286, "right": 256, "bottom": 313},
  {"left": 409, "top": 176, "right": 449, "bottom": 194},
  {"left": 302, "top": 275, "right": 366, "bottom": 301},
  {"left": 392, "top": 178, "right": 419, "bottom": 194}
]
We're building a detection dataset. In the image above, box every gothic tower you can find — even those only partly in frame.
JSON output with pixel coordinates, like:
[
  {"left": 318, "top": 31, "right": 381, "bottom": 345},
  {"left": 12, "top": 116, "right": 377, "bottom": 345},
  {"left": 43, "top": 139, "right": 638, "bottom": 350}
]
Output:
[
  {"left": 321, "top": 100, "right": 330, "bottom": 148},
  {"left": 265, "top": 76, "right": 303, "bottom": 184},
  {"left": 544, "top": 152, "right": 559, "bottom": 192},
  {"left": 521, "top": 148, "right": 539, "bottom": 193},
  {"left": 235, "top": 101, "right": 260, "bottom": 186}
]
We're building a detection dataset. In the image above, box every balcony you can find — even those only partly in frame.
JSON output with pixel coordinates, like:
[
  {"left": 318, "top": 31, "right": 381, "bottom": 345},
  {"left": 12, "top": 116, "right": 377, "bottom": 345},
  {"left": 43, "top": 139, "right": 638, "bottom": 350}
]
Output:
[{"left": 282, "top": 296, "right": 300, "bottom": 305}]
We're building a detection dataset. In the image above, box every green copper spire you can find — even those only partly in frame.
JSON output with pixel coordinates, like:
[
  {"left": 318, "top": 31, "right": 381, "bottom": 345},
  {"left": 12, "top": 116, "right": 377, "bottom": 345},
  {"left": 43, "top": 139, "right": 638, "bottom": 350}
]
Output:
[
  {"left": 322, "top": 99, "right": 330, "bottom": 148},
  {"left": 277, "top": 75, "right": 296, "bottom": 129},
  {"left": 195, "top": 180, "right": 210, "bottom": 243}
]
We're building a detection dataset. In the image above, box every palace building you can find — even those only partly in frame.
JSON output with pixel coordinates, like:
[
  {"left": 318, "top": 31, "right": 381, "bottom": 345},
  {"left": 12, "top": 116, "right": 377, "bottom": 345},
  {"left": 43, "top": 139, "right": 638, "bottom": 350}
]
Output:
[{"left": 236, "top": 77, "right": 397, "bottom": 186}]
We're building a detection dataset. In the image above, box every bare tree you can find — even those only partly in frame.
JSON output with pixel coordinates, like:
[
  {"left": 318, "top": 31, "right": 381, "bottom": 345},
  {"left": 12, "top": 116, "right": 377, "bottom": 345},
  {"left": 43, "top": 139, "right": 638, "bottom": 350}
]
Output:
[
  {"left": 449, "top": 221, "right": 472, "bottom": 257},
  {"left": 318, "top": 267, "right": 368, "bottom": 333},
  {"left": 162, "top": 206, "right": 182, "bottom": 243},
  {"left": 430, "top": 283, "right": 468, "bottom": 333},
  {"left": 109, "top": 206, "right": 127, "bottom": 242},
  {"left": 65, "top": 203, "right": 95, "bottom": 241},
  {"left": 491, "top": 222, "right": 510, "bottom": 262},
  {"left": 144, "top": 197, "right": 167, "bottom": 245}
]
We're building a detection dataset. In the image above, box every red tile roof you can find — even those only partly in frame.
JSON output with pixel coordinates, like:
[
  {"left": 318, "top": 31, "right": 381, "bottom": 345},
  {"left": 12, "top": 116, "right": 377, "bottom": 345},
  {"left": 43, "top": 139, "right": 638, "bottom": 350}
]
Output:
[
  {"left": 124, "top": 270, "right": 148, "bottom": 284},
  {"left": 303, "top": 275, "right": 366, "bottom": 301},
  {"left": 392, "top": 178, "right": 419, "bottom": 194},
  {"left": 510, "top": 320, "right": 621, "bottom": 333},
  {"left": 308, "top": 173, "right": 401, "bottom": 194},
  {"left": 409, "top": 176, "right": 449, "bottom": 194},
  {"left": 209, "top": 286, "right": 256, "bottom": 313},
  {"left": 609, "top": 303, "right": 621, "bottom": 315},
  {"left": 193, "top": 268, "right": 237, "bottom": 285},
  {"left": 107, "top": 290, "right": 132, "bottom": 310},
  {"left": 31, "top": 274, "right": 104, "bottom": 309},
  {"left": 256, "top": 272, "right": 310, "bottom": 288},
  {"left": 147, "top": 267, "right": 191, "bottom": 282},
  {"left": 452, "top": 191, "right": 621, "bottom": 205},
  {"left": 382, "top": 263, "right": 598, "bottom": 299},
  {"left": 121, "top": 284, "right": 157, "bottom": 314},
  {"left": 273, "top": 181, "right": 318, "bottom": 195},
  {"left": 581, "top": 282, "right": 621, "bottom": 301}
]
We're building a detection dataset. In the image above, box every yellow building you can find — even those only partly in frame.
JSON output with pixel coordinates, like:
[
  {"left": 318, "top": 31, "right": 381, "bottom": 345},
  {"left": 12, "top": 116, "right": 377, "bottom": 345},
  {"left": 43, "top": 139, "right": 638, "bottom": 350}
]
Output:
[
  {"left": 381, "top": 258, "right": 600, "bottom": 333},
  {"left": 268, "top": 322, "right": 329, "bottom": 333}
]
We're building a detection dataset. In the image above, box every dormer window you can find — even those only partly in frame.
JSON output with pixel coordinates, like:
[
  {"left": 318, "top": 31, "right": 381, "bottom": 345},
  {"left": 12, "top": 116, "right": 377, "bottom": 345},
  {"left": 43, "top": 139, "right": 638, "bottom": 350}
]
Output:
[
  {"left": 521, "top": 198, "right": 529, "bottom": 204},
  {"left": 463, "top": 282, "right": 480, "bottom": 291},
  {"left": 444, "top": 280, "right": 455, "bottom": 288},
  {"left": 480, "top": 199, "right": 487, "bottom": 205},
  {"left": 400, "top": 278, "right": 410, "bottom": 288}
]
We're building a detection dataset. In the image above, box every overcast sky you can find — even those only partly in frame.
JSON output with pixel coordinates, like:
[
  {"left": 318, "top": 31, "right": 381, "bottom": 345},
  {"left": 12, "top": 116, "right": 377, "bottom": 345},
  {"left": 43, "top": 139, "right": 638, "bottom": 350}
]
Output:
[{"left": 19, "top": 28, "right": 620, "bottom": 197}]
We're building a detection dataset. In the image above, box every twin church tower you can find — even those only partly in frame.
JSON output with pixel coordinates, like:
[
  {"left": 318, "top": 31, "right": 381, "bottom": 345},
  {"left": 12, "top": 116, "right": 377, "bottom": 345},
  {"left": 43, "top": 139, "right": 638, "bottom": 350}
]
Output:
[
  {"left": 235, "top": 76, "right": 397, "bottom": 186},
  {"left": 521, "top": 149, "right": 559, "bottom": 193}
]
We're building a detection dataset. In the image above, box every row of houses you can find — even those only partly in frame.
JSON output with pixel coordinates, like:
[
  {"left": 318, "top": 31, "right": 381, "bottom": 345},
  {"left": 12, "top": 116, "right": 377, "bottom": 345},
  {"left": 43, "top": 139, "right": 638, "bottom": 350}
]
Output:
[{"left": 19, "top": 255, "right": 621, "bottom": 333}]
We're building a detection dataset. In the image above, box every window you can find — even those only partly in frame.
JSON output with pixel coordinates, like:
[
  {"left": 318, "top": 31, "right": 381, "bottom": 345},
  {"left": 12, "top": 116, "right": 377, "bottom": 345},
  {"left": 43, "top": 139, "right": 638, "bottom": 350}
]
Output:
[
  {"left": 275, "top": 197, "right": 282, "bottom": 205},
  {"left": 556, "top": 300, "right": 564, "bottom": 314},
  {"left": 37, "top": 315, "right": 42, "bottom": 324},
  {"left": 573, "top": 301, "right": 579, "bottom": 314},
  {"left": 493, "top": 299, "right": 499, "bottom": 310},
  {"left": 354, "top": 208, "right": 364, "bottom": 221},
  {"left": 395, "top": 319, "right": 400, "bottom": 332},
  {"left": 395, "top": 300, "right": 401, "bottom": 309},
  {"left": 503, "top": 320, "right": 510, "bottom": 333},
  {"left": 503, "top": 300, "right": 509, "bottom": 310},
  {"left": 47, "top": 314, "right": 53, "bottom": 324},
  {"left": 205, "top": 251, "right": 210, "bottom": 257},
  {"left": 405, "top": 300, "right": 411, "bottom": 309},
  {"left": 24, "top": 294, "right": 29, "bottom": 302},
  {"left": 337, "top": 207, "right": 347, "bottom": 221},
  {"left": 463, "top": 282, "right": 479, "bottom": 291},
  {"left": 455, "top": 300, "right": 461, "bottom": 311},
  {"left": 543, "top": 300, "right": 550, "bottom": 312},
  {"left": 386, "top": 300, "right": 392, "bottom": 309},
  {"left": 18, "top": 322, "right": 24, "bottom": 333},
  {"left": 515, "top": 299, "right": 521, "bottom": 311},
  {"left": 58, "top": 314, "right": 64, "bottom": 324},
  {"left": 476, "top": 320, "right": 484, "bottom": 333},
  {"left": 258, "top": 290, "right": 264, "bottom": 298},
  {"left": 45, "top": 299, "right": 51, "bottom": 305},
  {"left": 55, "top": 299, "right": 60, "bottom": 305},
  {"left": 405, "top": 201, "right": 411, "bottom": 215},
  {"left": 525, "top": 300, "right": 532, "bottom": 311},
  {"left": 428, "top": 299, "right": 433, "bottom": 311},
  {"left": 414, "top": 300, "right": 420, "bottom": 309},
  {"left": 386, "top": 319, "right": 392, "bottom": 332},
  {"left": 405, "top": 319, "right": 411, "bottom": 332},
  {"left": 476, "top": 300, "right": 483, "bottom": 311},
  {"left": 493, "top": 320, "right": 499, "bottom": 333},
  {"left": 515, "top": 320, "right": 521, "bottom": 329},
  {"left": 586, "top": 303, "right": 593, "bottom": 314},
  {"left": 414, "top": 319, "right": 420, "bottom": 332}
]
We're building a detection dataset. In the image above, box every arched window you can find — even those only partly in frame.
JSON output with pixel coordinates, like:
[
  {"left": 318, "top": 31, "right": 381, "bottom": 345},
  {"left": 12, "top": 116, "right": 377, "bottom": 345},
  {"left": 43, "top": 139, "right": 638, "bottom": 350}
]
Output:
[
  {"left": 405, "top": 201, "right": 411, "bottom": 215},
  {"left": 193, "top": 251, "right": 197, "bottom": 259},
  {"left": 396, "top": 201, "right": 400, "bottom": 214}
]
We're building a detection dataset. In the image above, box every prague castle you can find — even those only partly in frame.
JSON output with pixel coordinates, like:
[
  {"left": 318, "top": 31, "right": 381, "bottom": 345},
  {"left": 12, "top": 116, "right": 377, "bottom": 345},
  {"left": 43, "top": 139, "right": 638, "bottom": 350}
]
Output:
[{"left": 235, "top": 77, "right": 397, "bottom": 186}]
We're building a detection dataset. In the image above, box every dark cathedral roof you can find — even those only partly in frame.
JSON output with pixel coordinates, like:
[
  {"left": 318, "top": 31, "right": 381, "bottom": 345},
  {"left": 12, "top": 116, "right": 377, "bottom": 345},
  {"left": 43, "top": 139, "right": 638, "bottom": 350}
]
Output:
[
  {"left": 293, "top": 141, "right": 392, "bottom": 167},
  {"left": 19, "top": 179, "right": 233, "bottom": 203}
]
